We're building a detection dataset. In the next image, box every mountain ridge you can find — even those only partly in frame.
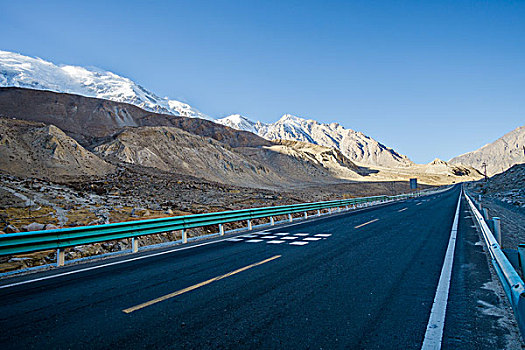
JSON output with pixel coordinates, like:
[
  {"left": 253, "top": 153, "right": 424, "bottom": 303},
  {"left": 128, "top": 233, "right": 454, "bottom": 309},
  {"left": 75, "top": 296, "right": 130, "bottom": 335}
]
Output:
[{"left": 216, "top": 113, "right": 413, "bottom": 168}]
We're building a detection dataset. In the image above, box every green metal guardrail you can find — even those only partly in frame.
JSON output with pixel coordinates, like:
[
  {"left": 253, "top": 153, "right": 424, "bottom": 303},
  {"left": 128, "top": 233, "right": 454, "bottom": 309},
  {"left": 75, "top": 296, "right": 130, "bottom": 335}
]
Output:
[{"left": 1, "top": 185, "right": 454, "bottom": 269}]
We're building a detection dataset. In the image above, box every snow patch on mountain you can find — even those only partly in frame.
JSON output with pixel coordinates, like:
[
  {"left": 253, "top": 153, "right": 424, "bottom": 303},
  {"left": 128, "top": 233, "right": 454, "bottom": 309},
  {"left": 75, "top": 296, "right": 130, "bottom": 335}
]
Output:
[{"left": 0, "top": 50, "right": 209, "bottom": 119}]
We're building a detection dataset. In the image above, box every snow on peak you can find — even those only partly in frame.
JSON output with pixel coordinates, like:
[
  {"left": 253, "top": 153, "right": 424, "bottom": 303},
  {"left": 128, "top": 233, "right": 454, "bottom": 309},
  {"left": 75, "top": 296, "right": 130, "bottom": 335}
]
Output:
[
  {"left": 0, "top": 50, "right": 210, "bottom": 120},
  {"left": 215, "top": 114, "right": 263, "bottom": 133}
]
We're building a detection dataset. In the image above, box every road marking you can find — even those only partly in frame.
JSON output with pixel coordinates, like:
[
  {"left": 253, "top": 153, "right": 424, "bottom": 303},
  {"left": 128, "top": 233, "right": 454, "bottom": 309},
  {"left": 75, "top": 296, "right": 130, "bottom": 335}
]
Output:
[
  {"left": 398, "top": 208, "right": 408, "bottom": 212},
  {"left": 421, "top": 190, "right": 462, "bottom": 350},
  {"left": 241, "top": 234, "right": 257, "bottom": 238},
  {"left": 303, "top": 237, "right": 322, "bottom": 241},
  {"left": 266, "top": 240, "right": 285, "bottom": 244},
  {"left": 416, "top": 202, "right": 422, "bottom": 206},
  {"left": 275, "top": 232, "right": 290, "bottom": 236},
  {"left": 314, "top": 234, "right": 332, "bottom": 237},
  {"left": 261, "top": 235, "right": 277, "bottom": 239},
  {"left": 294, "top": 233, "right": 309, "bottom": 236},
  {"left": 246, "top": 239, "right": 263, "bottom": 243},
  {"left": 354, "top": 219, "right": 379, "bottom": 229},
  {"left": 123, "top": 255, "right": 281, "bottom": 314},
  {"left": 226, "top": 238, "right": 244, "bottom": 242},
  {"left": 289, "top": 242, "right": 308, "bottom": 246},
  {"left": 281, "top": 236, "right": 298, "bottom": 240}
]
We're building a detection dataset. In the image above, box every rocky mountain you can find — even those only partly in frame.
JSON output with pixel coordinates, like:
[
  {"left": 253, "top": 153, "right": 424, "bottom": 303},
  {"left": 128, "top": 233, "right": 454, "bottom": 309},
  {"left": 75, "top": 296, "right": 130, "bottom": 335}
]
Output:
[
  {"left": 0, "top": 50, "right": 209, "bottom": 119},
  {"left": 0, "top": 118, "right": 114, "bottom": 180},
  {"left": 450, "top": 125, "right": 525, "bottom": 176},
  {"left": 216, "top": 114, "right": 413, "bottom": 167}
]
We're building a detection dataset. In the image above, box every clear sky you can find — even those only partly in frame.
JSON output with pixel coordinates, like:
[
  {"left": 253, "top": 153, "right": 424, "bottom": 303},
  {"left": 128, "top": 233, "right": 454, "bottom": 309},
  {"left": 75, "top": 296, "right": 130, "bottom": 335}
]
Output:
[{"left": 1, "top": 0, "right": 524, "bottom": 163}]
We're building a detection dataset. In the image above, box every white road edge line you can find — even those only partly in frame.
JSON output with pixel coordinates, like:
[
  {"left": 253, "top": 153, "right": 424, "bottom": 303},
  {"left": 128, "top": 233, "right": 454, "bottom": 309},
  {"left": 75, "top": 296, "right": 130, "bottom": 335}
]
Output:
[
  {"left": 0, "top": 197, "right": 406, "bottom": 290},
  {"left": 421, "top": 189, "right": 462, "bottom": 350}
]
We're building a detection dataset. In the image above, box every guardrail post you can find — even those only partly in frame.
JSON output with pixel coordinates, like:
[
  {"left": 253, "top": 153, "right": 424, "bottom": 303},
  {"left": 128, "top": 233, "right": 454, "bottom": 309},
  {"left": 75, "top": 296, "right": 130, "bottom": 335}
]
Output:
[
  {"left": 518, "top": 244, "right": 525, "bottom": 277},
  {"left": 483, "top": 208, "right": 489, "bottom": 221},
  {"left": 131, "top": 237, "right": 139, "bottom": 253},
  {"left": 56, "top": 249, "right": 65, "bottom": 267},
  {"left": 345, "top": 205, "right": 349, "bottom": 210},
  {"left": 288, "top": 214, "right": 293, "bottom": 222},
  {"left": 329, "top": 208, "right": 332, "bottom": 214},
  {"left": 247, "top": 220, "right": 252, "bottom": 230},
  {"left": 270, "top": 217, "right": 275, "bottom": 225},
  {"left": 219, "top": 224, "right": 224, "bottom": 236},
  {"left": 317, "top": 209, "right": 321, "bottom": 216},
  {"left": 492, "top": 217, "right": 501, "bottom": 245},
  {"left": 304, "top": 212, "right": 308, "bottom": 219},
  {"left": 182, "top": 229, "right": 187, "bottom": 244}
]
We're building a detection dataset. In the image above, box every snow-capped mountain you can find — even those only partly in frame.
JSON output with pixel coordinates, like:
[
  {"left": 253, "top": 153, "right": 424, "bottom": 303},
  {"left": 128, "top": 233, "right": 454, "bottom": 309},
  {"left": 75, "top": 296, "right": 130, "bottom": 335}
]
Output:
[
  {"left": 217, "top": 114, "right": 413, "bottom": 167},
  {"left": 0, "top": 50, "right": 209, "bottom": 119}
]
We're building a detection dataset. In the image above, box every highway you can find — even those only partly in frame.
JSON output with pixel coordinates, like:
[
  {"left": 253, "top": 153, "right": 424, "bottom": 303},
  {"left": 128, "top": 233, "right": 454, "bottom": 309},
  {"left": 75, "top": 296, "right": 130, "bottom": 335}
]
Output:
[{"left": 0, "top": 186, "right": 517, "bottom": 349}]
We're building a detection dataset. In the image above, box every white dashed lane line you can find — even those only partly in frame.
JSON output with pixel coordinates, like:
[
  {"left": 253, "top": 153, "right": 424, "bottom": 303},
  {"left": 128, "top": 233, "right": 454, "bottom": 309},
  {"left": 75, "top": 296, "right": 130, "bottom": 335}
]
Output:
[
  {"left": 289, "top": 242, "right": 309, "bottom": 246},
  {"left": 246, "top": 239, "right": 263, "bottom": 243},
  {"left": 398, "top": 208, "right": 408, "bottom": 212},
  {"left": 281, "top": 236, "right": 298, "bottom": 240},
  {"left": 267, "top": 240, "right": 285, "bottom": 244},
  {"left": 304, "top": 237, "right": 322, "bottom": 241}
]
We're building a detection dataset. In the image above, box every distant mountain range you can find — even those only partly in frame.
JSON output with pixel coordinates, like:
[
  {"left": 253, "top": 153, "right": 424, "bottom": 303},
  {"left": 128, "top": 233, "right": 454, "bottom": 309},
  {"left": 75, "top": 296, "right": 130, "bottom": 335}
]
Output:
[
  {"left": 216, "top": 114, "right": 413, "bottom": 167},
  {"left": 449, "top": 126, "right": 525, "bottom": 176},
  {"left": 0, "top": 50, "right": 412, "bottom": 168}
]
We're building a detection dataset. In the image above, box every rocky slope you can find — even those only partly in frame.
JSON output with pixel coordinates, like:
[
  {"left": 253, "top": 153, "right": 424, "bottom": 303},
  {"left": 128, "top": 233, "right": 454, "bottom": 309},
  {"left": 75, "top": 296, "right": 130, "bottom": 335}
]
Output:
[
  {"left": 0, "top": 118, "right": 115, "bottom": 180},
  {"left": 216, "top": 114, "right": 413, "bottom": 168},
  {"left": 450, "top": 125, "right": 525, "bottom": 176},
  {"left": 94, "top": 126, "right": 282, "bottom": 188},
  {"left": 469, "top": 163, "right": 525, "bottom": 208},
  {"left": 0, "top": 50, "right": 208, "bottom": 119}
]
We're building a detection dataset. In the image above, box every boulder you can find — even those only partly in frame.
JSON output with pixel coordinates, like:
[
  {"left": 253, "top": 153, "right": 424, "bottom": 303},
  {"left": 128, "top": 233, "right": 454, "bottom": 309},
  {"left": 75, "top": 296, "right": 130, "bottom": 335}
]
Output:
[
  {"left": 4, "top": 224, "right": 20, "bottom": 233},
  {"left": 44, "top": 224, "right": 60, "bottom": 230},
  {"left": 22, "top": 222, "right": 46, "bottom": 232}
]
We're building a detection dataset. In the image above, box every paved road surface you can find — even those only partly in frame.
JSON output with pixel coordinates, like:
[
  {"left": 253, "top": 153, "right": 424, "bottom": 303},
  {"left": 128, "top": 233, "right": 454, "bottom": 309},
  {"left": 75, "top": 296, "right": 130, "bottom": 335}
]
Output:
[{"left": 0, "top": 186, "right": 519, "bottom": 349}]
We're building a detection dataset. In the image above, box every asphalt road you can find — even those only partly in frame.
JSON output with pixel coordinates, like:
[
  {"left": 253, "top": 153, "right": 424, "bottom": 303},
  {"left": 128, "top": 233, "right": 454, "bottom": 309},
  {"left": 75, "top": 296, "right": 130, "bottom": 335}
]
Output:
[{"left": 0, "top": 186, "right": 518, "bottom": 349}]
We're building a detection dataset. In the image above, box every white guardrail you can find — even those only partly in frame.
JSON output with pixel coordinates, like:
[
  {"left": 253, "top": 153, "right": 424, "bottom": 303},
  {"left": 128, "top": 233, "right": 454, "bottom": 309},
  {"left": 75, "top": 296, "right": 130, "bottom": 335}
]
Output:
[{"left": 464, "top": 190, "right": 525, "bottom": 338}]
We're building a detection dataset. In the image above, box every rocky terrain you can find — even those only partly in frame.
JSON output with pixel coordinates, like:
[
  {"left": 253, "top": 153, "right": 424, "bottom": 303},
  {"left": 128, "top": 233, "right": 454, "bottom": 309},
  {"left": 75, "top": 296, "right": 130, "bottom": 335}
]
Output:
[
  {"left": 217, "top": 114, "right": 413, "bottom": 168},
  {"left": 450, "top": 125, "right": 525, "bottom": 176}
]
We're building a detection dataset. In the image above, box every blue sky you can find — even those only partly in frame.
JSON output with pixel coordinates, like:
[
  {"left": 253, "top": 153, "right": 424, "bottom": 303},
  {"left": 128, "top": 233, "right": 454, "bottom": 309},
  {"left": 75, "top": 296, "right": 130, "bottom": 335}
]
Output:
[{"left": 1, "top": 0, "right": 524, "bottom": 163}]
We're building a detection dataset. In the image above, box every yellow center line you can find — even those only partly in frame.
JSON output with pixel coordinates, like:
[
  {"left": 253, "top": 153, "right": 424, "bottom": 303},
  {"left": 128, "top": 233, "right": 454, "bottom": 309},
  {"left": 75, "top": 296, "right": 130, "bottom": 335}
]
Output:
[
  {"left": 122, "top": 255, "right": 281, "bottom": 314},
  {"left": 354, "top": 218, "right": 379, "bottom": 229},
  {"left": 398, "top": 208, "right": 408, "bottom": 212}
]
